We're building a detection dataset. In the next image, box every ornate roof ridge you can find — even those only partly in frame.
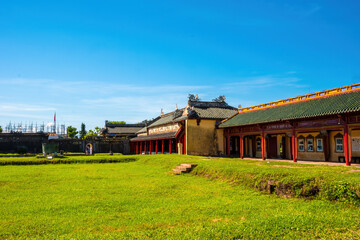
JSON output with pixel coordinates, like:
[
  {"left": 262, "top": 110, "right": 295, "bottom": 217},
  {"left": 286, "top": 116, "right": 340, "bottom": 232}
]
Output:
[{"left": 238, "top": 83, "right": 360, "bottom": 114}]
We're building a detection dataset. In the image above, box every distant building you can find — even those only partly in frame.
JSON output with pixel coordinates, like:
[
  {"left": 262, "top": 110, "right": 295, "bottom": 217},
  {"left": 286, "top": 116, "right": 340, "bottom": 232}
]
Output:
[
  {"left": 130, "top": 99, "right": 238, "bottom": 155},
  {"left": 101, "top": 121, "right": 145, "bottom": 139}
]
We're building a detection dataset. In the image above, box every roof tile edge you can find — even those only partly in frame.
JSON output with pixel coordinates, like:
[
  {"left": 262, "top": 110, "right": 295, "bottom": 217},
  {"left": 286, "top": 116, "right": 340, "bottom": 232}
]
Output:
[{"left": 238, "top": 83, "right": 360, "bottom": 113}]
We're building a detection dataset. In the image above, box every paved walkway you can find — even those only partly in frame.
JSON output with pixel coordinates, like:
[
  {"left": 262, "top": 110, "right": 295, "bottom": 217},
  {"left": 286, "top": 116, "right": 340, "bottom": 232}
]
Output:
[{"left": 241, "top": 157, "right": 360, "bottom": 167}]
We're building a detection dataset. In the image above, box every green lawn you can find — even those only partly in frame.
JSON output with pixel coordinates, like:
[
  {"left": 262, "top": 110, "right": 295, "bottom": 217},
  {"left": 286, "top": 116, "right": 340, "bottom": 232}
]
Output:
[{"left": 1, "top": 155, "right": 360, "bottom": 239}]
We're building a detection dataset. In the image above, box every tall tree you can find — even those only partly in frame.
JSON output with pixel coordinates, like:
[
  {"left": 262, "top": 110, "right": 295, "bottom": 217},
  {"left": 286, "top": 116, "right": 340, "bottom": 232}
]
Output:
[
  {"left": 79, "top": 123, "right": 87, "bottom": 139},
  {"left": 0, "top": 125, "right": 2, "bottom": 133},
  {"left": 66, "top": 126, "right": 78, "bottom": 138},
  {"left": 109, "top": 121, "right": 126, "bottom": 124},
  {"left": 85, "top": 126, "right": 101, "bottom": 139}
]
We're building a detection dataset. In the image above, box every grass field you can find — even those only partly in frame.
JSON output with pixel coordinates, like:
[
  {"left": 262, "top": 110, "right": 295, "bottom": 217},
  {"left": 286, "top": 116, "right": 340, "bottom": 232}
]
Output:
[{"left": 1, "top": 155, "right": 360, "bottom": 239}]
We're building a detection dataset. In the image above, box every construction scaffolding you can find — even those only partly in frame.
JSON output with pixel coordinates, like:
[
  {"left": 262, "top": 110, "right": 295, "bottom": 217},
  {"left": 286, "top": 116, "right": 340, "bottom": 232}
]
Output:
[{"left": 3, "top": 121, "right": 67, "bottom": 134}]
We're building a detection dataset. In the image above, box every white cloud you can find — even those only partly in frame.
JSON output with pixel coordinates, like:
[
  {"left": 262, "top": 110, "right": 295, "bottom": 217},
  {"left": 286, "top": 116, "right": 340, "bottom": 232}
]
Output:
[
  {"left": 0, "top": 78, "right": 211, "bottom": 96},
  {"left": 221, "top": 75, "right": 307, "bottom": 91},
  {"left": 0, "top": 103, "right": 56, "bottom": 112}
]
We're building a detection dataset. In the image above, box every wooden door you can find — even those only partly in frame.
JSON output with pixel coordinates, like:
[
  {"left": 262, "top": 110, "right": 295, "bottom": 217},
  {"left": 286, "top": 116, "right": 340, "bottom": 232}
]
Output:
[
  {"left": 280, "top": 136, "right": 286, "bottom": 159},
  {"left": 267, "top": 136, "right": 277, "bottom": 158}
]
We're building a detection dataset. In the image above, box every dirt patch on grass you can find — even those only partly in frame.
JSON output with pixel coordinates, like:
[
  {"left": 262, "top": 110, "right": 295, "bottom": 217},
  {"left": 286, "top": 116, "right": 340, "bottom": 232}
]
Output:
[
  {"left": 202, "top": 158, "right": 218, "bottom": 161},
  {"left": 272, "top": 165, "right": 300, "bottom": 168},
  {"left": 347, "top": 170, "right": 360, "bottom": 173},
  {"left": 211, "top": 218, "right": 230, "bottom": 222},
  {"left": 104, "top": 226, "right": 123, "bottom": 232}
]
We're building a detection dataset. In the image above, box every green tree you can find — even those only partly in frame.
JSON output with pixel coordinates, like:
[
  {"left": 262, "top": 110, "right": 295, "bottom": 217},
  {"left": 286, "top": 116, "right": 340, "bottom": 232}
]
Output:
[
  {"left": 94, "top": 126, "right": 101, "bottom": 134},
  {"left": 109, "top": 121, "right": 126, "bottom": 124},
  {"left": 0, "top": 125, "right": 2, "bottom": 133},
  {"left": 79, "top": 123, "right": 87, "bottom": 139},
  {"left": 66, "top": 126, "right": 78, "bottom": 138},
  {"left": 85, "top": 126, "right": 101, "bottom": 139}
]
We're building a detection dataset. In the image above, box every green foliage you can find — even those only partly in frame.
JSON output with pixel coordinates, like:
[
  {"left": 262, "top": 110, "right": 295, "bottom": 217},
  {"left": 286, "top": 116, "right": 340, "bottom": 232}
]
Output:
[
  {"left": 189, "top": 158, "right": 360, "bottom": 204},
  {"left": 0, "top": 154, "right": 130, "bottom": 165},
  {"left": 85, "top": 126, "right": 101, "bottom": 139},
  {"left": 109, "top": 121, "right": 126, "bottom": 124},
  {"left": 0, "top": 125, "right": 2, "bottom": 133},
  {"left": 1, "top": 155, "right": 360, "bottom": 239},
  {"left": 66, "top": 126, "right": 78, "bottom": 138},
  {"left": 94, "top": 126, "right": 101, "bottom": 133},
  {"left": 320, "top": 181, "right": 359, "bottom": 203},
  {"left": 79, "top": 123, "right": 87, "bottom": 139}
]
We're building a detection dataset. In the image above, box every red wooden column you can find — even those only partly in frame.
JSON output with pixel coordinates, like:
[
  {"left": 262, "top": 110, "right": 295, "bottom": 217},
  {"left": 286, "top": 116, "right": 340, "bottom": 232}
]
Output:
[
  {"left": 149, "top": 141, "right": 152, "bottom": 155},
  {"left": 169, "top": 139, "right": 172, "bottom": 154},
  {"left": 155, "top": 140, "right": 158, "bottom": 154},
  {"left": 292, "top": 128, "right": 297, "bottom": 162},
  {"left": 162, "top": 140, "right": 164, "bottom": 154},
  {"left": 240, "top": 135, "right": 244, "bottom": 159},
  {"left": 227, "top": 134, "right": 231, "bottom": 157},
  {"left": 136, "top": 142, "right": 139, "bottom": 155},
  {"left": 144, "top": 141, "right": 147, "bottom": 155},
  {"left": 261, "top": 130, "right": 266, "bottom": 160},
  {"left": 344, "top": 118, "right": 351, "bottom": 166},
  {"left": 140, "top": 142, "right": 142, "bottom": 155}
]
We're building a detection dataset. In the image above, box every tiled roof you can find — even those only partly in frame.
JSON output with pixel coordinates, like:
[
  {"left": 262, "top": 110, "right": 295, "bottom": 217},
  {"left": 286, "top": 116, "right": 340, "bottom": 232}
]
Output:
[
  {"left": 187, "top": 101, "right": 238, "bottom": 119},
  {"left": 107, "top": 126, "right": 144, "bottom": 134},
  {"left": 105, "top": 124, "right": 145, "bottom": 135},
  {"left": 148, "top": 109, "right": 185, "bottom": 128},
  {"left": 106, "top": 123, "right": 145, "bottom": 128},
  {"left": 147, "top": 101, "right": 238, "bottom": 129},
  {"left": 189, "top": 106, "right": 238, "bottom": 119},
  {"left": 136, "top": 127, "right": 147, "bottom": 134},
  {"left": 219, "top": 90, "right": 360, "bottom": 128},
  {"left": 188, "top": 101, "right": 235, "bottom": 109},
  {"left": 130, "top": 131, "right": 177, "bottom": 141}
]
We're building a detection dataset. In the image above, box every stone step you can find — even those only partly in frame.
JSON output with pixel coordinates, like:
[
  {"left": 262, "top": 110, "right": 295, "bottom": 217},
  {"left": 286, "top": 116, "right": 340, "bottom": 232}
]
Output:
[
  {"left": 173, "top": 163, "right": 198, "bottom": 175},
  {"left": 176, "top": 166, "right": 191, "bottom": 172},
  {"left": 172, "top": 168, "right": 182, "bottom": 175},
  {"left": 180, "top": 163, "right": 198, "bottom": 168}
]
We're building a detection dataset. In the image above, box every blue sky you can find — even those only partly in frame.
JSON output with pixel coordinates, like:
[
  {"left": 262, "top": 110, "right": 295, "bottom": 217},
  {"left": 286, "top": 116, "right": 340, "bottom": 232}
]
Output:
[{"left": 0, "top": 0, "right": 359, "bottom": 131}]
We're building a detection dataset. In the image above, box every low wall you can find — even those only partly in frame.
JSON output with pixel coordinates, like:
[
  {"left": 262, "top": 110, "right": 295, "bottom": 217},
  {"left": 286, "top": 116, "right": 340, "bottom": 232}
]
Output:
[{"left": 0, "top": 133, "right": 130, "bottom": 154}]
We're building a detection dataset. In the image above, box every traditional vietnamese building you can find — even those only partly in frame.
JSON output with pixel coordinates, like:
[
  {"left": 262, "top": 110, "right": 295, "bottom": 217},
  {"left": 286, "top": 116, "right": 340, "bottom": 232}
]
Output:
[
  {"left": 101, "top": 121, "right": 145, "bottom": 139},
  {"left": 130, "top": 99, "right": 238, "bottom": 155},
  {"left": 219, "top": 83, "right": 360, "bottom": 166}
]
